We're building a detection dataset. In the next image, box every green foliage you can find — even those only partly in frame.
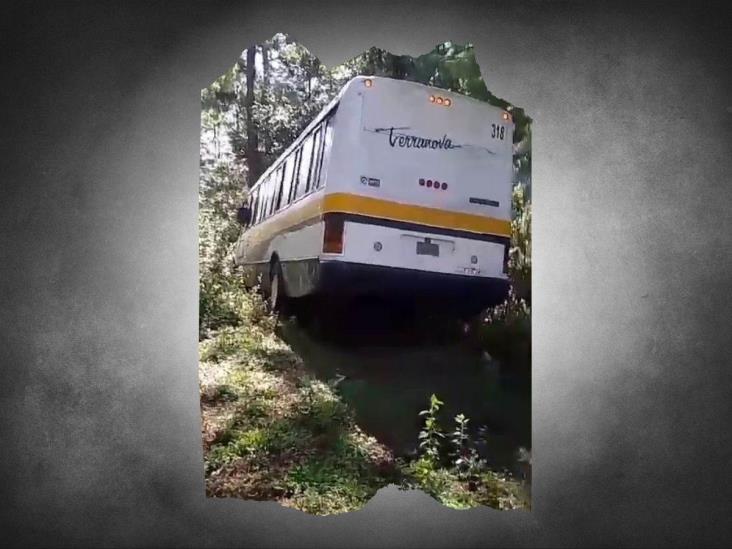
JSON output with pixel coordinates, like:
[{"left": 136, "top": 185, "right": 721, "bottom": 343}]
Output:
[
  {"left": 450, "top": 413, "right": 484, "bottom": 480},
  {"left": 198, "top": 277, "right": 276, "bottom": 343},
  {"left": 205, "top": 427, "right": 269, "bottom": 473},
  {"left": 284, "top": 432, "right": 393, "bottom": 516},
  {"left": 198, "top": 162, "right": 250, "bottom": 338},
  {"left": 405, "top": 397, "right": 528, "bottom": 510},
  {"left": 417, "top": 394, "right": 445, "bottom": 463},
  {"left": 294, "top": 376, "right": 352, "bottom": 436},
  {"left": 473, "top": 182, "right": 531, "bottom": 366},
  {"left": 508, "top": 182, "right": 531, "bottom": 302},
  {"left": 450, "top": 413, "right": 470, "bottom": 457}
]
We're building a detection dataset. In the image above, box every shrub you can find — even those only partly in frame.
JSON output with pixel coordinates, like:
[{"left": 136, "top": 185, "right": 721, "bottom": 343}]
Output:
[
  {"left": 417, "top": 394, "right": 445, "bottom": 464},
  {"left": 508, "top": 182, "right": 531, "bottom": 303}
]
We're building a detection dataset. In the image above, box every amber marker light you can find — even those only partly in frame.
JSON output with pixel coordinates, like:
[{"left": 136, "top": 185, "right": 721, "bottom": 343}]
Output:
[
  {"left": 364, "top": 78, "right": 373, "bottom": 87},
  {"left": 444, "top": 98, "right": 452, "bottom": 106},
  {"left": 323, "top": 213, "right": 345, "bottom": 254},
  {"left": 502, "top": 111, "right": 511, "bottom": 121},
  {"left": 436, "top": 96, "right": 444, "bottom": 105},
  {"left": 429, "top": 95, "right": 436, "bottom": 103}
]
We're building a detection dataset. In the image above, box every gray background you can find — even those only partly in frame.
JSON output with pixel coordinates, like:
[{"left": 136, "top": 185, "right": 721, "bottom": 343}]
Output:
[{"left": 2, "top": 1, "right": 731, "bottom": 547}]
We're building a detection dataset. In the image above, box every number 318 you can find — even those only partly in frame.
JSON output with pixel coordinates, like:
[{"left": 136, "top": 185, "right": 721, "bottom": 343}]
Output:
[{"left": 491, "top": 124, "right": 505, "bottom": 140}]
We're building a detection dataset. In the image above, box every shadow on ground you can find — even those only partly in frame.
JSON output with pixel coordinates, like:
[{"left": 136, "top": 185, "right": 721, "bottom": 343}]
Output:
[{"left": 275, "top": 299, "right": 531, "bottom": 472}]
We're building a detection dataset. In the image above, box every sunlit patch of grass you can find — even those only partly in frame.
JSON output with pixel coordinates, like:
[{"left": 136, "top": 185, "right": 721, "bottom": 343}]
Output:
[
  {"left": 283, "top": 430, "right": 398, "bottom": 516},
  {"left": 400, "top": 454, "right": 528, "bottom": 510},
  {"left": 200, "top": 289, "right": 397, "bottom": 512}
]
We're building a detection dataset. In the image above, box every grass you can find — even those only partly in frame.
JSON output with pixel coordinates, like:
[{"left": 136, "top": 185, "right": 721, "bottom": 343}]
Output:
[
  {"left": 199, "top": 288, "right": 397, "bottom": 514},
  {"left": 199, "top": 287, "right": 529, "bottom": 515},
  {"left": 400, "top": 456, "right": 528, "bottom": 510}
]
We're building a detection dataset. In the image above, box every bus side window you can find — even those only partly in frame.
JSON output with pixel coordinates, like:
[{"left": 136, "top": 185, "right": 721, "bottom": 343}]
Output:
[
  {"left": 281, "top": 157, "right": 294, "bottom": 208},
  {"left": 305, "top": 129, "right": 319, "bottom": 193},
  {"left": 260, "top": 177, "right": 270, "bottom": 220},
  {"left": 310, "top": 124, "right": 325, "bottom": 190},
  {"left": 260, "top": 187, "right": 267, "bottom": 222},
  {"left": 257, "top": 185, "right": 264, "bottom": 223},
  {"left": 270, "top": 174, "right": 278, "bottom": 214},
  {"left": 289, "top": 148, "right": 303, "bottom": 203},
  {"left": 273, "top": 166, "right": 285, "bottom": 212},
  {"left": 296, "top": 135, "right": 313, "bottom": 200},
  {"left": 317, "top": 116, "right": 334, "bottom": 189},
  {"left": 266, "top": 175, "right": 276, "bottom": 218},
  {"left": 248, "top": 191, "right": 256, "bottom": 227}
]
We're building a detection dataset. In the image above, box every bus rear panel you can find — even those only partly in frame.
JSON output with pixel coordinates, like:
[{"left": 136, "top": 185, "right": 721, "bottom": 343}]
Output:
[{"left": 317, "top": 77, "right": 514, "bottom": 312}]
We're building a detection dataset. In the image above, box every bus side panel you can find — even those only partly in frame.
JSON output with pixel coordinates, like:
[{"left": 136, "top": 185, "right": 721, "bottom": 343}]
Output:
[
  {"left": 269, "top": 221, "right": 324, "bottom": 298},
  {"left": 234, "top": 189, "right": 327, "bottom": 294}
]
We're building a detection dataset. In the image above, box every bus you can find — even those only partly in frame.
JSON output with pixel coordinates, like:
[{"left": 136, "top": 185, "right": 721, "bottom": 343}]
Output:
[{"left": 234, "top": 75, "right": 514, "bottom": 318}]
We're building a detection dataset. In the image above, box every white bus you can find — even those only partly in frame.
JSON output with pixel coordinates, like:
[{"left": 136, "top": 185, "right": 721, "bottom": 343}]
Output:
[{"left": 234, "top": 75, "right": 514, "bottom": 317}]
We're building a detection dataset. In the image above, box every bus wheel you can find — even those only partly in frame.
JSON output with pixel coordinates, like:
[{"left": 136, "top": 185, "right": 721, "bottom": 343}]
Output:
[{"left": 268, "top": 260, "right": 288, "bottom": 314}]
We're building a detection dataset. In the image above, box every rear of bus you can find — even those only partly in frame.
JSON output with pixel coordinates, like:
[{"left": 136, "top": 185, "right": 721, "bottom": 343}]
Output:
[{"left": 318, "top": 76, "right": 514, "bottom": 314}]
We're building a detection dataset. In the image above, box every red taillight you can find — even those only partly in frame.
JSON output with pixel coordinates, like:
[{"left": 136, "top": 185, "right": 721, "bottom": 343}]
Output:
[
  {"left": 419, "top": 178, "right": 448, "bottom": 190},
  {"left": 323, "top": 213, "right": 344, "bottom": 254}
]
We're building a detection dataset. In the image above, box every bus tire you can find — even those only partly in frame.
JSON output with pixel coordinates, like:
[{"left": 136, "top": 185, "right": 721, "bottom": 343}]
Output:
[{"left": 268, "top": 259, "right": 288, "bottom": 314}]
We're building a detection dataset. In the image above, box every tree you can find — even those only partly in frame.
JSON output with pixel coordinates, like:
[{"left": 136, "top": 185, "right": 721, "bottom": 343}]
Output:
[{"left": 244, "top": 45, "right": 262, "bottom": 186}]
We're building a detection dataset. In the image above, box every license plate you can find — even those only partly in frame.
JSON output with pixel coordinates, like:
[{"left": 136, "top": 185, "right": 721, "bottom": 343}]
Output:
[{"left": 416, "top": 240, "right": 439, "bottom": 257}]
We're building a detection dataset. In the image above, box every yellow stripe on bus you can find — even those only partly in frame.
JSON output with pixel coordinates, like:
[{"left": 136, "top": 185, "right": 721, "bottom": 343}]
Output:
[
  {"left": 322, "top": 193, "right": 511, "bottom": 236},
  {"left": 245, "top": 191, "right": 510, "bottom": 256}
]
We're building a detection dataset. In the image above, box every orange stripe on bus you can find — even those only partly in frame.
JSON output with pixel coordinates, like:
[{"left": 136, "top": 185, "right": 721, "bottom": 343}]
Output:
[
  {"left": 244, "top": 191, "right": 511, "bottom": 253},
  {"left": 322, "top": 193, "right": 511, "bottom": 237}
]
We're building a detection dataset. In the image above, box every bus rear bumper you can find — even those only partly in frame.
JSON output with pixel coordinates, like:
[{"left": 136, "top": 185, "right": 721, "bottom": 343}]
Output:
[{"left": 314, "top": 260, "right": 510, "bottom": 312}]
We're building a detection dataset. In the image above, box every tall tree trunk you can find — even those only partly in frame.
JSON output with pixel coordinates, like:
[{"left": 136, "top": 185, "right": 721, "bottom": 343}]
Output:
[
  {"left": 213, "top": 123, "right": 219, "bottom": 159},
  {"left": 261, "top": 43, "right": 269, "bottom": 87},
  {"left": 245, "top": 46, "right": 261, "bottom": 187},
  {"left": 260, "top": 43, "right": 272, "bottom": 159}
]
